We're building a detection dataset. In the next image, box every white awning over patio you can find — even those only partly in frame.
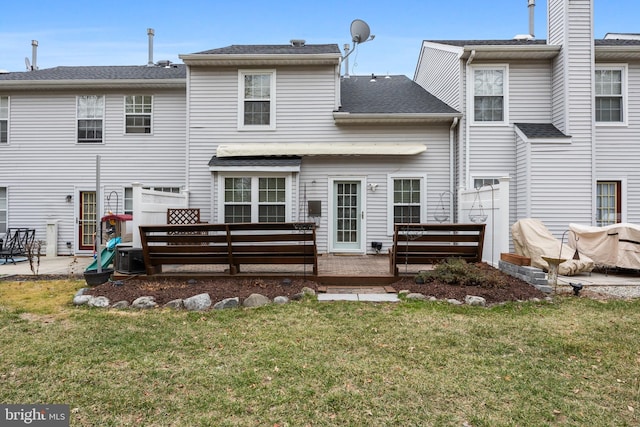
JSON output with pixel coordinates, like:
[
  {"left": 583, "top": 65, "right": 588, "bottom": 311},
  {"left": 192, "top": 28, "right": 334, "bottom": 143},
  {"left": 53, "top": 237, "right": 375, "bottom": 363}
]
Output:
[{"left": 215, "top": 143, "right": 427, "bottom": 158}]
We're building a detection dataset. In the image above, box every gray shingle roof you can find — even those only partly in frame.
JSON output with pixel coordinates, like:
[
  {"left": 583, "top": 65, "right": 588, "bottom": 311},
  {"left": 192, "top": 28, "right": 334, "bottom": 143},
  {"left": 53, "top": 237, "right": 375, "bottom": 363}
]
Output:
[
  {"left": 595, "top": 39, "right": 640, "bottom": 46},
  {"left": 0, "top": 65, "right": 186, "bottom": 81},
  {"left": 209, "top": 156, "right": 302, "bottom": 167},
  {"left": 515, "top": 123, "right": 570, "bottom": 139},
  {"left": 339, "top": 75, "right": 459, "bottom": 114},
  {"left": 195, "top": 44, "right": 340, "bottom": 55}
]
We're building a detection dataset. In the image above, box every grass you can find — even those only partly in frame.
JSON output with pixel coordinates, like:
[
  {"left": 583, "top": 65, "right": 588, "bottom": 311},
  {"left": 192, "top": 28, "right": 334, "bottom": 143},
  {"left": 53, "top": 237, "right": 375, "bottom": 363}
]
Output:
[{"left": 1, "top": 280, "right": 639, "bottom": 426}]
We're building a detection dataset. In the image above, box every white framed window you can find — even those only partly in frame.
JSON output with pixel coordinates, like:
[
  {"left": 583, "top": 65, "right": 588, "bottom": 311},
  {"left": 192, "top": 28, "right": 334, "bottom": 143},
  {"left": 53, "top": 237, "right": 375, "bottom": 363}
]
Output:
[
  {"left": 472, "top": 177, "right": 500, "bottom": 190},
  {"left": 0, "top": 96, "right": 8, "bottom": 144},
  {"left": 124, "top": 187, "right": 133, "bottom": 215},
  {"left": 125, "top": 95, "right": 152, "bottom": 134},
  {"left": 596, "top": 181, "right": 621, "bottom": 226},
  {"left": 0, "top": 187, "right": 6, "bottom": 234},
  {"left": 238, "top": 70, "right": 276, "bottom": 130},
  {"left": 77, "top": 95, "right": 104, "bottom": 143},
  {"left": 595, "top": 66, "right": 626, "bottom": 124},
  {"left": 219, "top": 174, "right": 289, "bottom": 223},
  {"left": 387, "top": 175, "right": 426, "bottom": 235},
  {"left": 472, "top": 65, "right": 508, "bottom": 124}
]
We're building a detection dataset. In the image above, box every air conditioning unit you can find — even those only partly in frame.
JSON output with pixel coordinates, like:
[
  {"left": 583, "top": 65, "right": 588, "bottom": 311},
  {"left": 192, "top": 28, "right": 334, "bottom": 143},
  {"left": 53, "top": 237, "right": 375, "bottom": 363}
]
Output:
[{"left": 116, "top": 247, "right": 145, "bottom": 274}]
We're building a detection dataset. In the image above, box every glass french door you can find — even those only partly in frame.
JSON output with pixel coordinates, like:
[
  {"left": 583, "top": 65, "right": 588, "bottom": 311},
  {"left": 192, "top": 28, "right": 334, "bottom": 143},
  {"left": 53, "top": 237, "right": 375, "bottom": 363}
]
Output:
[
  {"left": 333, "top": 180, "right": 362, "bottom": 251},
  {"left": 78, "top": 191, "right": 96, "bottom": 251}
]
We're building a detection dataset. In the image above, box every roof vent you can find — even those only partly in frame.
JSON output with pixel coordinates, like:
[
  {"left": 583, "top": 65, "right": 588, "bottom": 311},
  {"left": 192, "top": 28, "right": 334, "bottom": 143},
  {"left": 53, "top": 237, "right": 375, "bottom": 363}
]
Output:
[
  {"left": 155, "top": 60, "right": 172, "bottom": 68},
  {"left": 290, "top": 39, "right": 306, "bottom": 47},
  {"left": 513, "top": 34, "right": 534, "bottom": 41}
]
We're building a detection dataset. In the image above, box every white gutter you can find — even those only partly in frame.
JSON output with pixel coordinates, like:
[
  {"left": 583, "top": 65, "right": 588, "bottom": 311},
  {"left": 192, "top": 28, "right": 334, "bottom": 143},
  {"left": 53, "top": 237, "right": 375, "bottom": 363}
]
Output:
[
  {"left": 465, "top": 49, "right": 476, "bottom": 191},
  {"left": 449, "top": 117, "right": 459, "bottom": 221}
]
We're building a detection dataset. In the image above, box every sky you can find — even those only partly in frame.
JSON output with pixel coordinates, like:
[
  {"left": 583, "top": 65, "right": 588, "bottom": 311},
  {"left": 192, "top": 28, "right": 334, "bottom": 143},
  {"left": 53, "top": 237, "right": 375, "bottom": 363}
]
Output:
[{"left": 0, "top": 1, "right": 638, "bottom": 77}]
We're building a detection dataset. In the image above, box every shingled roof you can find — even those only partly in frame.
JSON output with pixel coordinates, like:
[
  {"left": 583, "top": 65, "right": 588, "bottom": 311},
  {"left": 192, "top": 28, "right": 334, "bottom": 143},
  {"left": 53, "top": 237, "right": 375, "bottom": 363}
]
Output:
[
  {"left": 515, "top": 123, "right": 570, "bottom": 139},
  {"left": 339, "top": 75, "right": 458, "bottom": 115},
  {"left": 194, "top": 44, "right": 340, "bottom": 55},
  {"left": 0, "top": 65, "right": 185, "bottom": 81}
]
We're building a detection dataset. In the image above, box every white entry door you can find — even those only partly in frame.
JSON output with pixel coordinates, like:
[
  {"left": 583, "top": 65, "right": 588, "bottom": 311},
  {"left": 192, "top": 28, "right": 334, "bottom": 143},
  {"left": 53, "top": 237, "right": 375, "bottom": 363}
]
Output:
[{"left": 331, "top": 179, "right": 363, "bottom": 252}]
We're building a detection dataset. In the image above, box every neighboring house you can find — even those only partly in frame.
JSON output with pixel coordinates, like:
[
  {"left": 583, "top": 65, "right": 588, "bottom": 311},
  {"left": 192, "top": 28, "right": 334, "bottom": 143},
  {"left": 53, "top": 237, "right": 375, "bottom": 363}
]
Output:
[
  {"left": 0, "top": 65, "right": 187, "bottom": 255},
  {"left": 414, "top": 0, "right": 640, "bottom": 239}
]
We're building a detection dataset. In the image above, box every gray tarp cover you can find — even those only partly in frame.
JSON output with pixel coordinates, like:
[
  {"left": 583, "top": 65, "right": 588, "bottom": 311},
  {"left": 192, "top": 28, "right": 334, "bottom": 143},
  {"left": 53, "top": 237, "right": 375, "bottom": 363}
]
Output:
[
  {"left": 569, "top": 222, "right": 640, "bottom": 270},
  {"left": 512, "top": 218, "right": 594, "bottom": 276}
]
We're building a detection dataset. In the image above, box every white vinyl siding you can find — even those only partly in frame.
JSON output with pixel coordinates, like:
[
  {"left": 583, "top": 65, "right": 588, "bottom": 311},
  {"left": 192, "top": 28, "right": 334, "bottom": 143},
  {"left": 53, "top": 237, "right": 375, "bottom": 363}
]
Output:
[
  {"left": 125, "top": 95, "right": 152, "bottom": 133},
  {"left": 595, "top": 66, "right": 626, "bottom": 124},
  {"left": 0, "top": 96, "right": 8, "bottom": 144},
  {"left": 414, "top": 43, "right": 462, "bottom": 110},
  {"left": 238, "top": 70, "right": 276, "bottom": 130},
  {"left": 77, "top": 95, "right": 104, "bottom": 143}
]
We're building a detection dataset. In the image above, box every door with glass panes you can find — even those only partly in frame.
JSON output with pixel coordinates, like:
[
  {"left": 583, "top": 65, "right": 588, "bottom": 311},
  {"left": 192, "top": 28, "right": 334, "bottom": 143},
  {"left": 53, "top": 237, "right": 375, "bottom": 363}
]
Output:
[{"left": 331, "top": 179, "right": 363, "bottom": 252}]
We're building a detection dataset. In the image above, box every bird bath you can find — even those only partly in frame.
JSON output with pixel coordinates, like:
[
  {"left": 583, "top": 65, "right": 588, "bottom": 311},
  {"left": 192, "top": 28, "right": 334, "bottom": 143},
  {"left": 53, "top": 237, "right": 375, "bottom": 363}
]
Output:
[{"left": 541, "top": 256, "right": 567, "bottom": 292}]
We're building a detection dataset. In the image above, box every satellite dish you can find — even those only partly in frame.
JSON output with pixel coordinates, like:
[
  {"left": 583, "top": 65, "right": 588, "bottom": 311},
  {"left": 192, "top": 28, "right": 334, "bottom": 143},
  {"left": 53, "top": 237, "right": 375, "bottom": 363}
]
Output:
[
  {"left": 25, "top": 57, "right": 31, "bottom": 71},
  {"left": 350, "top": 19, "right": 372, "bottom": 44}
]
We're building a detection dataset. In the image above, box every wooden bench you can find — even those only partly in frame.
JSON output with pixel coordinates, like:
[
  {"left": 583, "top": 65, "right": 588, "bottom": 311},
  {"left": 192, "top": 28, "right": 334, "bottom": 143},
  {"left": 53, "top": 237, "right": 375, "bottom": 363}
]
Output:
[
  {"left": 139, "top": 222, "right": 317, "bottom": 276},
  {"left": 0, "top": 228, "right": 36, "bottom": 264},
  {"left": 390, "top": 223, "right": 486, "bottom": 275}
]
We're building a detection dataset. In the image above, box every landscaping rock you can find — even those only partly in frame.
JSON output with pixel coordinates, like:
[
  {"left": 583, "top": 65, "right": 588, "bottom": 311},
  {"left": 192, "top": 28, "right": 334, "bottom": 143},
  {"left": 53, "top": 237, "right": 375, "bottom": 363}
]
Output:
[
  {"left": 112, "top": 300, "right": 129, "bottom": 309},
  {"left": 73, "top": 295, "right": 92, "bottom": 306},
  {"left": 164, "top": 299, "right": 184, "bottom": 309},
  {"left": 301, "top": 287, "right": 316, "bottom": 296},
  {"left": 132, "top": 296, "right": 158, "bottom": 309},
  {"left": 465, "top": 295, "right": 486, "bottom": 306},
  {"left": 243, "top": 293, "right": 270, "bottom": 308},
  {"left": 273, "top": 296, "right": 289, "bottom": 305},
  {"left": 183, "top": 293, "right": 211, "bottom": 311},
  {"left": 213, "top": 297, "right": 239, "bottom": 310},
  {"left": 406, "top": 293, "right": 427, "bottom": 300},
  {"left": 75, "top": 288, "right": 89, "bottom": 297},
  {"left": 87, "top": 296, "right": 110, "bottom": 308},
  {"left": 447, "top": 298, "right": 463, "bottom": 305},
  {"left": 398, "top": 290, "right": 410, "bottom": 296}
]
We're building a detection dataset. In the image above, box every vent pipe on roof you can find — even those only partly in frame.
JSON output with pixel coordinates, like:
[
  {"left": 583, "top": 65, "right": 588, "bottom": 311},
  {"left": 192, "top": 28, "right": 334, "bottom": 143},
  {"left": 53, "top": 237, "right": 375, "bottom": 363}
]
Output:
[
  {"left": 147, "top": 28, "right": 155, "bottom": 66},
  {"left": 343, "top": 44, "right": 350, "bottom": 78},
  {"left": 31, "top": 40, "right": 38, "bottom": 71},
  {"left": 528, "top": 0, "right": 535, "bottom": 38}
]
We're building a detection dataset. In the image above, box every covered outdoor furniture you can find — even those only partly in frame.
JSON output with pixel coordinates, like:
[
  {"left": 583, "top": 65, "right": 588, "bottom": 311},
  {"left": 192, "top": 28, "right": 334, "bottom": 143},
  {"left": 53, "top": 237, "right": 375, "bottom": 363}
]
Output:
[
  {"left": 0, "top": 228, "right": 36, "bottom": 264},
  {"left": 568, "top": 222, "right": 640, "bottom": 270},
  {"left": 511, "top": 218, "right": 594, "bottom": 276}
]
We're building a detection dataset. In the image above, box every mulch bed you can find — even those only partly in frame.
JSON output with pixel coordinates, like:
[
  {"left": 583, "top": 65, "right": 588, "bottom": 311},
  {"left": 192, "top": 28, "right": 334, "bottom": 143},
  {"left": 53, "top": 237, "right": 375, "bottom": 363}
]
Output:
[{"left": 78, "top": 262, "right": 547, "bottom": 305}]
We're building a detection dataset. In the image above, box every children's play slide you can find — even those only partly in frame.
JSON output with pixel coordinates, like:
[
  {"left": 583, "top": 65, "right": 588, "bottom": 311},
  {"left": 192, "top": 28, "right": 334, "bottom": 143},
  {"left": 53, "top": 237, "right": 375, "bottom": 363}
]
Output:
[{"left": 85, "top": 237, "right": 121, "bottom": 272}]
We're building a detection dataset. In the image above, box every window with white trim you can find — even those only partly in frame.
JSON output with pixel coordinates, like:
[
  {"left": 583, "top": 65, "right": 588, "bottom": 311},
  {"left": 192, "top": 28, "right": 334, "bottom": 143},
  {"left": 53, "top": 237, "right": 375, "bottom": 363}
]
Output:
[
  {"left": 473, "top": 177, "right": 500, "bottom": 189},
  {"left": 473, "top": 67, "right": 507, "bottom": 123},
  {"left": 595, "top": 67, "right": 625, "bottom": 123},
  {"left": 77, "top": 95, "right": 104, "bottom": 143},
  {"left": 0, "top": 187, "right": 6, "bottom": 234},
  {"left": 125, "top": 95, "right": 152, "bottom": 133},
  {"left": 393, "top": 178, "right": 422, "bottom": 224},
  {"left": 223, "top": 176, "right": 287, "bottom": 223},
  {"left": 0, "top": 96, "right": 8, "bottom": 144},
  {"left": 596, "top": 181, "right": 621, "bottom": 226},
  {"left": 239, "top": 70, "right": 275, "bottom": 130}
]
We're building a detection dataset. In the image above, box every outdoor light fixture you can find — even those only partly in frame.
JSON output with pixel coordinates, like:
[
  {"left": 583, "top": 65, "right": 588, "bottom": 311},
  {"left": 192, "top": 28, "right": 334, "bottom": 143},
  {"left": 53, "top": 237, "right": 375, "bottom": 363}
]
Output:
[{"left": 371, "top": 241, "right": 382, "bottom": 253}]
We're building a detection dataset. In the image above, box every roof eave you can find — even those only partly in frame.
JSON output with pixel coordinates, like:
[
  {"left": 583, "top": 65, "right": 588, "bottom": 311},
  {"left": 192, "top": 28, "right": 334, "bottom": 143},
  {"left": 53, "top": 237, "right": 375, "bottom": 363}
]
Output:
[
  {"left": 0, "top": 79, "right": 186, "bottom": 91},
  {"left": 179, "top": 53, "right": 342, "bottom": 67},
  {"left": 332, "top": 112, "right": 462, "bottom": 125},
  {"left": 460, "top": 45, "right": 561, "bottom": 60},
  {"left": 595, "top": 46, "right": 640, "bottom": 61}
]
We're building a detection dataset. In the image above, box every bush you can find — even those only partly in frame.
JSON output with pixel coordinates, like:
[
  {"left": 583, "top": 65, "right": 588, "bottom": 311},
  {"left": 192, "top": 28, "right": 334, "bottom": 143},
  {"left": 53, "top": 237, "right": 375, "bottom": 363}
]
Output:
[{"left": 415, "top": 258, "right": 505, "bottom": 288}]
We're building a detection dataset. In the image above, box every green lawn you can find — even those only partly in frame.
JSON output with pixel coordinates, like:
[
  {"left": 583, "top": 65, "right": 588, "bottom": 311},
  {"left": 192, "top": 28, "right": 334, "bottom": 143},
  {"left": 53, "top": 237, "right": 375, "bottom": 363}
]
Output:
[{"left": 1, "top": 280, "right": 639, "bottom": 426}]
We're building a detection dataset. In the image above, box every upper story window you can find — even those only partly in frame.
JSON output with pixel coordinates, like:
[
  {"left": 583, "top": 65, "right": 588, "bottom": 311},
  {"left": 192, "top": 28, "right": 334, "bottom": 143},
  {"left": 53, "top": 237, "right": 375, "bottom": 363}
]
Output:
[
  {"left": 239, "top": 70, "right": 276, "bottom": 130},
  {"left": 77, "top": 95, "right": 104, "bottom": 143},
  {"left": 0, "top": 187, "right": 6, "bottom": 234},
  {"left": 0, "top": 96, "right": 8, "bottom": 144},
  {"left": 472, "top": 66, "right": 508, "bottom": 124},
  {"left": 125, "top": 95, "right": 152, "bottom": 133},
  {"left": 595, "top": 67, "right": 626, "bottom": 123}
]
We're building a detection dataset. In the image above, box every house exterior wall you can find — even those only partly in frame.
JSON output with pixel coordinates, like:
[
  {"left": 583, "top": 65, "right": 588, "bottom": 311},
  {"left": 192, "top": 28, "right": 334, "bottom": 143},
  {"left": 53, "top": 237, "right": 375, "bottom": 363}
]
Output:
[
  {"left": 414, "top": 43, "right": 463, "bottom": 110},
  {"left": 0, "top": 89, "right": 186, "bottom": 255},
  {"left": 186, "top": 65, "right": 454, "bottom": 253}
]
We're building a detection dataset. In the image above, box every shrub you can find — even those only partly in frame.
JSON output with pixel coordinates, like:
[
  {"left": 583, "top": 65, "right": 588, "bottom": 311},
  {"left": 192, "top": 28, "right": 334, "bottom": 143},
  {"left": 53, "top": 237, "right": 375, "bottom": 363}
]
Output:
[{"left": 415, "top": 258, "right": 505, "bottom": 288}]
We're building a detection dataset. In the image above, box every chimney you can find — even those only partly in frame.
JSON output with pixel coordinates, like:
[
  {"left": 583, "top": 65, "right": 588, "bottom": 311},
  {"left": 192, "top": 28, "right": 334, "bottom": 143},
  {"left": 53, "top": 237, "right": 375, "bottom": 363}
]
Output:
[
  {"left": 343, "top": 44, "right": 350, "bottom": 78},
  {"left": 31, "top": 40, "right": 38, "bottom": 71},
  {"left": 528, "top": 0, "right": 535, "bottom": 38},
  {"left": 147, "top": 28, "right": 154, "bottom": 66}
]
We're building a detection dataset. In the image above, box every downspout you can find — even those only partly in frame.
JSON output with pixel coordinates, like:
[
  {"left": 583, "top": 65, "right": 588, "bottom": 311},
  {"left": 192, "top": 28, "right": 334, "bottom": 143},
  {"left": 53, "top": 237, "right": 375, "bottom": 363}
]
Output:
[
  {"left": 465, "top": 49, "right": 476, "bottom": 193},
  {"left": 449, "top": 117, "right": 459, "bottom": 222}
]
